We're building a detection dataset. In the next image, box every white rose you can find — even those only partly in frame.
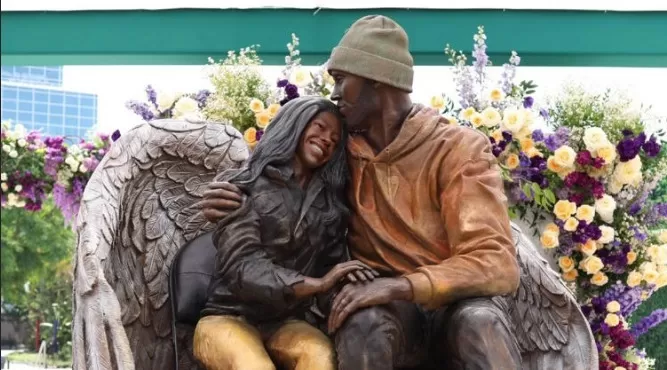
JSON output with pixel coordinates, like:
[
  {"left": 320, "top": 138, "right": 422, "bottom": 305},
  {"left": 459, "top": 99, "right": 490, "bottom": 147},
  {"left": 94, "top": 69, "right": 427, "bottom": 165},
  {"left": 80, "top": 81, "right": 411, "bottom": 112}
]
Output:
[
  {"left": 650, "top": 244, "right": 666, "bottom": 265},
  {"left": 2, "top": 144, "right": 11, "bottom": 153},
  {"left": 173, "top": 97, "right": 199, "bottom": 118},
  {"left": 0, "top": 173, "right": 6, "bottom": 181},
  {"left": 583, "top": 127, "right": 611, "bottom": 151},
  {"left": 598, "top": 226, "right": 615, "bottom": 244},
  {"left": 17, "top": 138, "right": 27, "bottom": 148},
  {"left": 8, "top": 150, "right": 18, "bottom": 158},
  {"left": 79, "top": 163, "right": 89, "bottom": 173},
  {"left": 613, "top": 156, "right": 642, "bottom": 185},
  {"left": 14, "top": 185, "right": 23, "bottom": 193},
  {"left": 502, "top": 107, "right": 526, "bottom": 134},
  {"left": 659, "top": 230, "right": 667, "bottom": 243},
  {"left": 481, "top": 107, "right": 501, "bottom": 127},
  {"left": 595, "top": 194, "right": 617, "bottom": 224},
  {"left": 289, "top": 68, "right": 313, "bottom": 88},
  {"left": 13, "top": 124, "right": 27, "bottom": 139},
  {"left": 1, "top": 183, "right": 7, "bottom": 192},
  {"left": 157, "top": 91, "right": 178, "bottom": 112}
]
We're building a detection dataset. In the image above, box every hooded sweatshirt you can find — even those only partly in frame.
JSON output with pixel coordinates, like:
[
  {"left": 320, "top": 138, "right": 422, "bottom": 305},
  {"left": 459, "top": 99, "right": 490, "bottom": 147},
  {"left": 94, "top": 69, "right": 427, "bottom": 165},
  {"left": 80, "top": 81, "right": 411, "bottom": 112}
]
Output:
[{"left": 346, "top": 105, "right": 520, "bottom": 310}]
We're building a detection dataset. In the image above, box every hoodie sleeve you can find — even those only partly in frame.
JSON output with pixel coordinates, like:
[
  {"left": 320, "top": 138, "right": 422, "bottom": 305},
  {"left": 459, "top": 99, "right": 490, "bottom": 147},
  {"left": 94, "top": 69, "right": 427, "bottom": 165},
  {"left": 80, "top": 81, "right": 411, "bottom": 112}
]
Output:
[{"left": 404, "top": 131, "right": 520, "bottom": 309}]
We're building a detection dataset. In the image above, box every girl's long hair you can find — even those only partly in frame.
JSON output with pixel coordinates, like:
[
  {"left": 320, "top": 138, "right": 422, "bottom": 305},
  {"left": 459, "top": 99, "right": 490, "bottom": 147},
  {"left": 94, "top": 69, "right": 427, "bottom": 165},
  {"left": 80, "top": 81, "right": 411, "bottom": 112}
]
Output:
[{"left": 223, "top": 96, "right": 349, "bottom": 223}]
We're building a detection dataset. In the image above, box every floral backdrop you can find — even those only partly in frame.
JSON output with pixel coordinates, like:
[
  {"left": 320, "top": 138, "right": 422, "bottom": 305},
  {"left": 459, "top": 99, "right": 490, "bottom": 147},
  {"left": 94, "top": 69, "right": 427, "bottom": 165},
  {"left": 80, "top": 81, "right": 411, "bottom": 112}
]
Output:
[{"left": 2, "top": 28, "right": 666, "bottom": 370}]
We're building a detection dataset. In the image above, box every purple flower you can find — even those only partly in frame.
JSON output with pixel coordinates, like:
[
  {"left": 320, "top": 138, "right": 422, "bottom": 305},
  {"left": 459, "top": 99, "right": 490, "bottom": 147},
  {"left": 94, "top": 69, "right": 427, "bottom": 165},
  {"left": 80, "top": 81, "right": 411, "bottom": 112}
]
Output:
[
  {"left": 145, "top": 85, "right": 157, "bottom": 107},
  {"left": 576, "top": 150, "right": 593, "bottom": 166},
  {"left": 531, "top": 129, "right": 544, "bottom": 142},
  {"left": 642, "top": 135, "right": 661, "bottom": 157},
  {"left": 568, "top": 192, "right": 585, "bottom": 206},
  {"left": 592, "top": 157, "right": 605, "bottom": 169},
  {"left": 539, "top": 108, "right": 549, "bottom": 119},
  {"left": 284, "top": 84, "right": 299, "bottom": 98},
  {"left": 277, "top": 79, "right": 289, "bottom": 88},
  {"left": 111, "top": 130, "right": 121, "bottom": 141},
  {"left": 519, "top": 153, "right": 531, "bottom": 167},
  {"left": 492, "top": 145, "right": 503, "bottom": 157},
  {"left": 502, "top": 131, "right": 513, "bottom": 142},
  {"left": 125, "top": 100, "right": 155, "bottom": 121},
  {"left": 256, "top": 130, "right": 264, "bottom": 141},
  {"left": 631, "top": 309, "right": 667, "bottom": 339},
  {"left": 585, "top": 223, "right": 602, "bottom": 240},
  {"left": 522, "top": 96, "right": 534, "bottom": 109},
  {"left": 194, "top": 89, "right": 211, "bottom": 108}
]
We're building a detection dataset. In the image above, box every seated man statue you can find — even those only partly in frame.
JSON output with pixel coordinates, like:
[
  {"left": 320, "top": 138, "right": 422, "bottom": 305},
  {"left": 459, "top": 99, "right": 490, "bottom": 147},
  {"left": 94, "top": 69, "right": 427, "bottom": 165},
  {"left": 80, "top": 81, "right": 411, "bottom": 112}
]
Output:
[{"left": 202, "top": 15, "right": 597, "bottom": 370}]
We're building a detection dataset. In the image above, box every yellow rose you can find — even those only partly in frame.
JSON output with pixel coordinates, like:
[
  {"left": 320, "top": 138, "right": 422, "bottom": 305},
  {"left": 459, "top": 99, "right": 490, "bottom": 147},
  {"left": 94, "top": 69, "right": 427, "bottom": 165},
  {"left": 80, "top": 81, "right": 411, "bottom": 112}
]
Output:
[
  {"left": 626, "top": 251, "right": 637, "bottom": 265},
  {"left": 243, "top": 127, "right": 257, "bottom": 144},
  {"left": 461, "top": 107, "right": 476, "bottom": 121},
  {"left": 575, "top": 205, "right": 596, "bottom": 223},
  {"left": 647, "top": 244, "right": 666, "bottom": 265},
  {"left": 613, "top": 156, "right": 642, "bottom": 185},
  {"left": 502, "top": 108, "right": 525, "bottom": 134},
  {"left": 553, "top": 145, "right": 577, "bottom": 168},
  {"left": 640, "top": 261, "right": 657, "bottom": 274},
  {"left": 591, "top": 271, "right": 609, "bottom": 286},
  {"left": 659, "top": 230, "right": 667, "bottom": 243},
  {"left": 608, "top": 179, "right": 624, "bottom": 194},
  {"left": 481, "top": 107, "right": 501, "bottom": 127},
  {"left": 657, "top": 271, "right": 667, "bottom": 288},
  {"left": 267, "top": 103, "right": 281, "bottom": 118},
  {"left": 598, "top": 226, "right": 615, "bottom": 244},
  {"left": 580, "top": 256, "right": 604, "bottom": 275},
  {"left": 430, "top": 95, "right": 446, "bottom": 110},
  {"left": 643, "top": 269, "right": 659, "bottom": 284},
  {"left": 520, "top": 138, "right": 535, "bottom": 152},
  {"left": 491, "top": 130, "right": 504, "bottom": 143},
  {"left": 545, "top": 223, "right": 560, "bottom": 234},
  {"left": 157, "top": 91, "right": 177, "bottom": 112},
  {"left": 255, "top": 110, "right": 271, "bottom": 129},
  {"left": 547, "top": 156, "right": 565, "bottom": 173},
  {"left": 517, "top": 126, "right": 533, "bottom": 140},
  {"left": 595, "top": 144, "right": 617, "bottom": 164},
  {"left": 249, "top": 98, "right": 265, "bottom": 113},
  {"left": 490, "top": 88, "right": 504, "bottom": 102},
  {"left": 641, "top": 291, "right": 651, "bottom": 301},
  {"left": 470, "top": 113, "right": 485, "bottom": 128},
  {"left": 444, "top": 116, "right": 458, "bottom": 125},
  {"left": 553, "top": 200, "right": 577, "bottom": 221},
  {"left": 604, "top": 313, "right": 620, "bottom": 327},
  {"left": 525, "top": 147, "right": 543, "bottom": 158},
  {"left": 606, "top": 301, "right": 621, "bottom": 313},
  {"left": 580, "top": 239, "right": 598, "bottom": 256},
  {"left": 627, "top": 271, "right": 643, "bottom": 287},
  {"left": 583, "top": 127, "right": 611, "bottom": 152},
  {"left": 505, "top": 154, "right": 520, "bottom": 170},
  {"left": 562, "top": 269, "right": 579, "bottom": 282},
  {"left": 540, "top": 231, "right": 559, "bottom": 249},
  {"left": 558, "top": 256, "right": 575, "bottom": 272},
  {"left": 564, "top": 217, "right": 579, "bottom": 232}
]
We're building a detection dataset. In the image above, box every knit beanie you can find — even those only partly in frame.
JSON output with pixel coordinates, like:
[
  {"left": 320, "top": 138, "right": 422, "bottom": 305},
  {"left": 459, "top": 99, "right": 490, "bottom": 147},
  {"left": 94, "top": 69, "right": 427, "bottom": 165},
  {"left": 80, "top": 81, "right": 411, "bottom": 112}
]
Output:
[{"left": 328, "top": 15, "right": 414, "bottom": 93}]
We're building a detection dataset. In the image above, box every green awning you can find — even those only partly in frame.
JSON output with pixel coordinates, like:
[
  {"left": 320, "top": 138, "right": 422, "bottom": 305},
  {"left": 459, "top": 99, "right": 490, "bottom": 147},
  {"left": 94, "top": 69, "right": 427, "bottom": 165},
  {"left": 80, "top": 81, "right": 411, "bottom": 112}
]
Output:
[{"left": 2, "top": 9, "right": 666, "bottom": 66}]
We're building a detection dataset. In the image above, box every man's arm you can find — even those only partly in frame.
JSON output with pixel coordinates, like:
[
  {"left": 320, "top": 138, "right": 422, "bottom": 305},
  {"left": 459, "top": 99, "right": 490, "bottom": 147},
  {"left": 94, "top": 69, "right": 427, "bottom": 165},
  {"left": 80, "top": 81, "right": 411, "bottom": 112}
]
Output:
[{"left": 404, "top": 131, "right": 520, "bottom": 310}]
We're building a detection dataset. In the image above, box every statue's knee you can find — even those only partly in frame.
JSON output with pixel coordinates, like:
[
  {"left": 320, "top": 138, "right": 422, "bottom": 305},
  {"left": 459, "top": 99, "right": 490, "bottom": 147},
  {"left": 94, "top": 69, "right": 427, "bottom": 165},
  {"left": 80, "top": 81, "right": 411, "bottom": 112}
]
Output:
[
  {"left": 299, "top": 337, "right": 336, "bottom": 369},
  {"left": 449, "top": 300, "right": 506, "bottom": 338},
  {"left": 338, "top": 307, "right": 388, "bottom": 339}
]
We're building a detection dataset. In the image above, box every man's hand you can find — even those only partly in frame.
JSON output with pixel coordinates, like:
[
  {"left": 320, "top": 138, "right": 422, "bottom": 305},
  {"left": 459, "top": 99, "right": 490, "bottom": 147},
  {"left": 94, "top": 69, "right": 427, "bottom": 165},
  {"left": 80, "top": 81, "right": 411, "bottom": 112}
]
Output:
[
  {"left": 321, "top": 261, "right": 379, "bottom": 292},
  {"left": 327, "top": 277, "right": 413, "bottom": 334},
  {"left": 199, "top": 181, "right": 244, "bottom": 222}
]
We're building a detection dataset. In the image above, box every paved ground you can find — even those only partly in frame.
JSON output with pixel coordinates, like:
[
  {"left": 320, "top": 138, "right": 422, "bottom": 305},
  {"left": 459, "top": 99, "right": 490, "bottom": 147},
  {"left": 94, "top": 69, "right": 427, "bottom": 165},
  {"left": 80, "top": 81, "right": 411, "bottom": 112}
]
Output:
[{"left": 1, "top": 350, "right": 70, "bottom": 370}]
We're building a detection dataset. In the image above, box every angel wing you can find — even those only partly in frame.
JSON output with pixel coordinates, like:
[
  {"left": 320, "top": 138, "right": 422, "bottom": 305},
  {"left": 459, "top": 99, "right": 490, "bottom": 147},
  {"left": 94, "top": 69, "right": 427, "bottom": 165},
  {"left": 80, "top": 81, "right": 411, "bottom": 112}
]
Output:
[
  {"left": 72, "top": 118, "right": 249, "bottom": 370},
  {"left": 503, "top": 222, "right": 598, "bottom": 370}
]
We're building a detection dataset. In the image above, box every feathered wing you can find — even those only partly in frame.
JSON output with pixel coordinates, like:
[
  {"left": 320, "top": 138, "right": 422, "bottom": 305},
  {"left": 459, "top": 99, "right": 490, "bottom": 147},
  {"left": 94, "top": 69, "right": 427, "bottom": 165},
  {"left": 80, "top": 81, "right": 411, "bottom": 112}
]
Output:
[
  {"left": 72, "top": 119, "right": 249, "bottom": 370},
  {"left": 504, "top": 222, "right": 598, "bottom": 370}
]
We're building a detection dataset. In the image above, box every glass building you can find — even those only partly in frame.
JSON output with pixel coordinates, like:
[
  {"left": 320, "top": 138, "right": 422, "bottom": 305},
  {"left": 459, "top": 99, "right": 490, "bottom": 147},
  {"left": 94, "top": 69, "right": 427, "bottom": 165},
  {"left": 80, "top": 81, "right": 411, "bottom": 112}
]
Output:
[{"left": 1, "top": 66, "right": 98, "bottom": 141}]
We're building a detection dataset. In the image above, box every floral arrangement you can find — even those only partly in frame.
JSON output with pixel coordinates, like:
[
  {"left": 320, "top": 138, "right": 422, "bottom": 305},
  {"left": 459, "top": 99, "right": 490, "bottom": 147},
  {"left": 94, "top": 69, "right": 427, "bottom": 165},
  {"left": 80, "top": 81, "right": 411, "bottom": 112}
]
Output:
[
  {"left": 125, "top": 85, "right": 211, "bottom": 122},
  {"left": 431, "top": 26, "right": 666, "bottom": 370},
  {"left": 1, "top": 120, "right": 119, "bottom": 223}
]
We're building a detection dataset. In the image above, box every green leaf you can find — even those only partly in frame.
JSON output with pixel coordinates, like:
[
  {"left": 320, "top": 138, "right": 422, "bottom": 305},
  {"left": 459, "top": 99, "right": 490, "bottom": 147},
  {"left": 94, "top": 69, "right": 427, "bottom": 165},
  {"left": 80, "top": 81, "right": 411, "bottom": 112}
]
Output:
[
  {"left": 522, "top": 183, "right": 533, "bottom": 199},
  {"left": 531, "top": 182, "right": 542, "bottom": 195},
  {"left": 544, "top": 189, "right": 556, "bottom": 204}
]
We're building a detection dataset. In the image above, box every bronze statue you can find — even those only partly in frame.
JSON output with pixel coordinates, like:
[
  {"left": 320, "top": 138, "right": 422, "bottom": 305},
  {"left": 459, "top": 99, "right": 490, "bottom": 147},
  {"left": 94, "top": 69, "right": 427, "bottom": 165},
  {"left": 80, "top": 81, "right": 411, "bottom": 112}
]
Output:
[
  {"left": 200, "top": 15, "right": 598, "bottom": 370},
  {"left": 71, "top": 14, "right": 597, "bottom": 370},
  {"left": 194, "top": 96, "right": 377, "bottom": 370}
]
